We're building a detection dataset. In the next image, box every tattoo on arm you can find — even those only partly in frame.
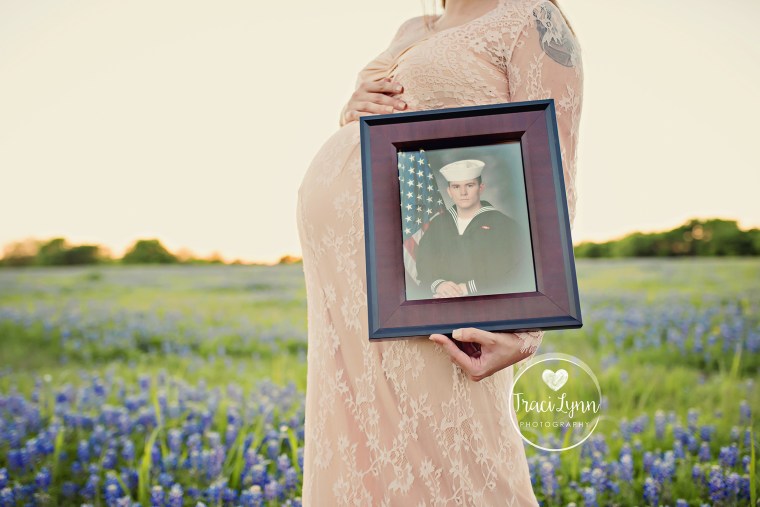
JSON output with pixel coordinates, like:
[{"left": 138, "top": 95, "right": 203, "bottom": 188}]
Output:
[{"left": 533, "top": 4, "right": 577, "bottom": 67}]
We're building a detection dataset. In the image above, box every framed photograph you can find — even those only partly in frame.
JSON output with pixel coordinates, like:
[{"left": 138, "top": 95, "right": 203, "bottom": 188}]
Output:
[{"left": 359, "top": 99, "right": 582, "bottom": 340}]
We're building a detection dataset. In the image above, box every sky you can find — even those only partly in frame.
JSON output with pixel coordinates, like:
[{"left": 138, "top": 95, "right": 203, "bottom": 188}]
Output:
[{"left": 1, "top": 0, "right": 758, "bottom": 263}]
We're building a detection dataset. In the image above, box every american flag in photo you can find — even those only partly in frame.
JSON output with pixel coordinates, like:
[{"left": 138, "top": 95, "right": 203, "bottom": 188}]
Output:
[{"left": 398, "top": 149, "right": 445, "bottom": 284}]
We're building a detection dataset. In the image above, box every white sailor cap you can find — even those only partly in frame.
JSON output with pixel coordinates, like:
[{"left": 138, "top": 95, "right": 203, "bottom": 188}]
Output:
[{"left": 439, "top": 159, "right": 485, "bottom": 182}]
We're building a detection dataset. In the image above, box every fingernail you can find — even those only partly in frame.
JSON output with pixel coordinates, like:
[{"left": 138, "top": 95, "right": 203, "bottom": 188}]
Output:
[
  {"left": 395, "top": 85, "right": 402, "bottom": 92},
  {"left": 452, "top": 329, "right": 462, "bottom": 339},
  {"left": 398, "top": 102, "right": 406, "bottom": 109}
]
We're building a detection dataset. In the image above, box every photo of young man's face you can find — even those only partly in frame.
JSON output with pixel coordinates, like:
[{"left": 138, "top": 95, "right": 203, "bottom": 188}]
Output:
[
  {"left": 446, "top": 178, "right": 484, "bottom": 212},
  {"left": 397, "top": 143, "right": 537, "bottom": 302}
]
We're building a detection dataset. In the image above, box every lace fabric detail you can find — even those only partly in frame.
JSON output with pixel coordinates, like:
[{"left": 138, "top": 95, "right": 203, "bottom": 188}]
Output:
[{"left": 297, "top": 0, "right": 582, "bottom": 504}]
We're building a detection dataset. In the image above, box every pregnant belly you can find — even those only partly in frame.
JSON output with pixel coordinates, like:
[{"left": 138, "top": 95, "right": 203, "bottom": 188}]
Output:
[{"left": 298, "top": 121, "right": 363, "bottom": 224}]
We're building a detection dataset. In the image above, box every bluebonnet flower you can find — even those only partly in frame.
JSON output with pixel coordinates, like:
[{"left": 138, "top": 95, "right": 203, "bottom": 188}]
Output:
[
  {"left": 81, "top": 474, "right": 100, "bottom": 500},
  {"left": 61, "top": 482, "right": 78, "bottom": 499},
  {"left": 724, "top": 472, "right": 740, "bottom": 501},
  {"left": 675, "top": 499, "right": 688, "bottom": 507},
  {"left": 205, "top": 483, "right": 221, "bottom": 504},
  {"left": 643, "top": 477, "right": 659, "bottom": 506},
  {"left": 78, "top": 439, "right": 90, "bottom": 463},
  {"left": 654, "top": 410, "right": 666, "bottom": 440},
  {"left": 739, "top": 400, "right": 750, "bottom": 423},
  {"left": 266, "top": 439, "right": 280, "bottom": 461},
  {"left": 245, "top": 448, "right": 261, "bottom": 470},
  {"left": 285, "top": 467, "right": 299, "bottom": 490},
  {"left": 738, "top": 473, "right": 751, "bottom": 501},
  {"left": 619, "top": 454, "right": 633, "bottom": 482},
  {"left": 673, "top": 439, "right": 685, "bottom": 459},
  {"left": 277, "top": 454, "right": 291, "bottom": 474},
  {"left": 105, "top": 484, "right": 120, "bottom": 505},
  {"left": 539, "top": 461, "right": 556, "bottom": 498},
  {"left": 699, "top": 424, "right": 714, "bottom": 442},
  {"left": 35, "top": 467, "right": 51, "bottom": 491},
  {"left": 692, "top": 464, "right": 703, "bottom": 483},
  {"left": 158, "top": 472, "right": 174, "bottom": 489},
  {"left": 642, "top": 451, "right": 654, "bottom": 473},
  {"left": 582, "top": 487, "right": 598, "bottom": 507},
  {"left": 0, "top": 487, "right": 14, "bottom": 507},
  {"left": 150, "top": 485, "right": 164, "bottom": 507},
  {"left": 168, "top": 429, "right": 183, "bottom": 455},
  {"left": 102, "top": 448, "right": 118, "bottom": 469},
  {"left": 250, "top": 463, "right": 268, "bottom": 487},
  {"left": 698, "top": 442, "right": 711, "bottom": 462},
  {"left": 122, "top": 439, "right": 135, "bottom": 462},
  {"left": 222, "top": 486, "right": 238, "bottom": 504},
  {"left": 240, "top": 485, "right": 263, "bottom": 507},
  {"left": 168, "top": 484, "right": 183, "bottom": 507},
  {"left": 139, "top": 374, "right": 152, "bottom": 391},
  {"left": 225, "top": 424, "right": 239, "bottom": 447},
  {"left": 719, "top": 444, "right": 739, "bottom": 468},
  {"left": 687, "top": 408, "right": 699, "bottom": 429},
  {"left": 707, "top": 465, "right": 725, "bottom": 504},
  {"left": 264, "top": 479, "right": 281, "bottom": 502},
  {"left": 590, "top": 467, "right": 606, "bottom": 493}
]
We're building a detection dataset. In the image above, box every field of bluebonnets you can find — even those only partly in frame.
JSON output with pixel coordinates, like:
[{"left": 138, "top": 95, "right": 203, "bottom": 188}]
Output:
[{"left": 0, "top": 258, "right": 758, "bottom": 506}]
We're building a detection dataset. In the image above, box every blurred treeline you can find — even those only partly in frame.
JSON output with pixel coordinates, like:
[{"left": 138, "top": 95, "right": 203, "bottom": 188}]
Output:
[
  {"left": 575, "top": 218, "right": 760, "bottom": 258},
  {"left": 0, "top": 238, "right": 303, "bottom": 267},
  {"left": 2, "top": 217, "right": 757, "bottom": 267}
]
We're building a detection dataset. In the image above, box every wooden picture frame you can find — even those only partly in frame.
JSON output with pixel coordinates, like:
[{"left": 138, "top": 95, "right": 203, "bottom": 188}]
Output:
[{"left": 359, "top": 99, "right": 582, "bottom": 340}]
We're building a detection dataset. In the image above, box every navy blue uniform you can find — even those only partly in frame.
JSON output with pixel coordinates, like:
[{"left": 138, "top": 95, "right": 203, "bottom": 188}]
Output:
[{"left": 416, "top": 201, "right": 527, "bottom": 297}]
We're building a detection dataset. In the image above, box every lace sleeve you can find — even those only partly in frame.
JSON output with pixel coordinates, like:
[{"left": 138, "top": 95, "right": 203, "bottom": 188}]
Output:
[
  {"left": 507, "top": 0, "right": 583, "bottom": 228},
  {"left": 506, "top": 0, "right": 584, "bottom": 365}
]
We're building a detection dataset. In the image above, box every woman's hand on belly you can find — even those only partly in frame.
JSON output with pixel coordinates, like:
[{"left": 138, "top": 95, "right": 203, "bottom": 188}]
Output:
[{"left": 340, "top": 78, "right": 407, "bottom": 126}]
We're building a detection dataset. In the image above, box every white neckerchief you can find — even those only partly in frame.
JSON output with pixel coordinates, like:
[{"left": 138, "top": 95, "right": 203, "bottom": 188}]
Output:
[{"left": 456, "top": 215, "right": 474, "bottom": 235}]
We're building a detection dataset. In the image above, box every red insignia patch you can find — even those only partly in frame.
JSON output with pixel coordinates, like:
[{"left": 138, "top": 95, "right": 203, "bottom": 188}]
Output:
[{"left": 481, "top": 225, "right": 491, "bottom": 230}]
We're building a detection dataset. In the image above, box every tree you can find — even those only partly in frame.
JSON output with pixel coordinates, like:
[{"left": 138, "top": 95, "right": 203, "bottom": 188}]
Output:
[
  {"left": 36, "top": 238, "right": 69, "bottom": 265},
  {"left": 122, "top": 239, "right": 178, "bottom": 264},
  {"left": 64, "top": 245, "right": 102, "bottom": 265},
  {"left": 1, "top": 238, "right": 40, "bottom": 267},
  {"left": 278, "top": 255, "right": 302, "bottom": 265}
]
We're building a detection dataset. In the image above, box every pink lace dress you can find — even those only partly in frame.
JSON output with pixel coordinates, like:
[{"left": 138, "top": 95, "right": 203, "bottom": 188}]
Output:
[{"left": 296, "top": 0, "right": 583, "bottom": 504}]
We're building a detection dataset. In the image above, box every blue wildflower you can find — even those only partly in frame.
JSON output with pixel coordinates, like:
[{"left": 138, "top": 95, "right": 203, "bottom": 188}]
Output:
[
  {"left": 150, "top": 485, "right": 164, "bottom": 507},
  {"left": 643, "top": 477, "right": 658, "bottom": 506},
  {"left": 168, "top": 484, "right": 183, "bottom": 507},
  {"left": 698, "top": 442, "right": 711, "bottom": 462},
  {"left": 739, "top": 400, "right": 750, "bottom": 423},
  {"left": 654, "top": 410, "right": 666, "bottom": 440},
  {"left": 719, "top": 443, "right": 739, "bottom": 468},
  {"left": 582, "top": 487, "right": 598, "bottom": 507},
  {"left": 707, "top": 465, "right": 725, "bottom": 504},
  {"left": 619, "top": 454, "right": 633, "bottom": 482}
]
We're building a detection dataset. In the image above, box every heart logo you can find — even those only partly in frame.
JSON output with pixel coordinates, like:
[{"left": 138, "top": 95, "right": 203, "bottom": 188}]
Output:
[{"left": 542, "top": 369, "right": 568, "bottom": 391}]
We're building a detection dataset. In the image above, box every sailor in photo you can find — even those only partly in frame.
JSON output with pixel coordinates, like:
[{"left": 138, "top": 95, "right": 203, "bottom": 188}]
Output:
[{"left": 416, "top": 158, "right": 526, "bottom": 298}]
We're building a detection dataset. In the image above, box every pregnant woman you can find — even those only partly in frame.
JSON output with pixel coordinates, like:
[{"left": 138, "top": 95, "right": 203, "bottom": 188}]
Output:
[{"left": 296, "top": 0, "right": 583, "bottom": 504}]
